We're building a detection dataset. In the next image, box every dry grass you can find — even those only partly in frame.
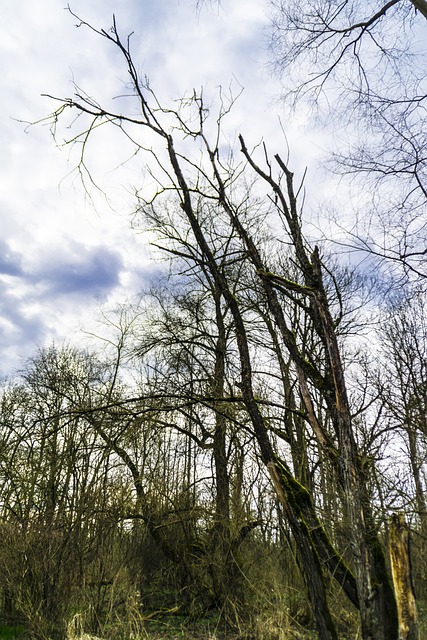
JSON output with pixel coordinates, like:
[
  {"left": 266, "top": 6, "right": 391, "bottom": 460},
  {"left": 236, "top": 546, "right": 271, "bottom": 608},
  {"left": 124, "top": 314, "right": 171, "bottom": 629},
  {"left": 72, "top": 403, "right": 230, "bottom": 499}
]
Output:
[{"left": 66, "top": 614, "right": 105, "bottom": 640}]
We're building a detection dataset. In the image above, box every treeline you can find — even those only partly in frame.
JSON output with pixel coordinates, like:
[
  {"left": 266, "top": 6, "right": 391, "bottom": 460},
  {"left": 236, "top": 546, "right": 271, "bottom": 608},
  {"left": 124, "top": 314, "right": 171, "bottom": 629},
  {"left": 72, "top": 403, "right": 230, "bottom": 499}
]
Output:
[
  {"left": 0, "top": 337, "right": 295, "bottom": 638},
  {"left": 0, "top": 273, "right": 426, "bottom": 640}
]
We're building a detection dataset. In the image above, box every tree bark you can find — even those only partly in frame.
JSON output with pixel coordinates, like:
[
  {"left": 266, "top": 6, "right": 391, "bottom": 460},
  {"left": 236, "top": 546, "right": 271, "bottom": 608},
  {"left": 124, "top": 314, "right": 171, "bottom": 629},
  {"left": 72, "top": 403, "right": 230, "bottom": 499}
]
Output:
[
  {"left": 389, "top": 513, "right": 419, "bottom": 640},
  {"left": 410, "top": 0, "right": 427, "bottom": 19},
  {"left": 268, "top": 461, "right": 339, "bottom": 640}
]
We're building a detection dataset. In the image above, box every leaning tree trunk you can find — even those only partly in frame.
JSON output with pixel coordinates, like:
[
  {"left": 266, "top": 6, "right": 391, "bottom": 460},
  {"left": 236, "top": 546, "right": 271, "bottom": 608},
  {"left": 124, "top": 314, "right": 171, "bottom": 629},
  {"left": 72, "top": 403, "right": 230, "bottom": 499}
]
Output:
[
  {"left": 167, "top": 137, "right": 339, "bottom": 639},
  {"left": 235, "top": 138, "right": 400, "bottom": 640}
]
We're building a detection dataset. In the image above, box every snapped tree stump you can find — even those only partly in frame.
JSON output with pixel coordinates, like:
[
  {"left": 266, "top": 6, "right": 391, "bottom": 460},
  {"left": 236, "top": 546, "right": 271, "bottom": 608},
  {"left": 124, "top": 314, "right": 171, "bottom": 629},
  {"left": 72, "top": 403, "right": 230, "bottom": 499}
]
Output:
[{"left": 389, "top": 513, "right": 418, "bottom": 640}]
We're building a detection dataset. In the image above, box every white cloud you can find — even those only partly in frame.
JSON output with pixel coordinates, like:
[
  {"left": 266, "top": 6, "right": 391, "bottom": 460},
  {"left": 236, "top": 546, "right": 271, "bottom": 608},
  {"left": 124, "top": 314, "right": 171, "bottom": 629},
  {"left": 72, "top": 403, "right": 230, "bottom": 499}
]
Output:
[{"left": 0, "top": 0, "right": 322, "bottom": 374}]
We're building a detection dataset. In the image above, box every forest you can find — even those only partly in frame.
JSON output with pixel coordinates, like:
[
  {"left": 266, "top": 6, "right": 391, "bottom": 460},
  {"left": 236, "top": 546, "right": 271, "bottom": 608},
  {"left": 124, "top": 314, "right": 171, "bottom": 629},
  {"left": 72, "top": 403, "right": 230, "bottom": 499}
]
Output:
[{"left": 1, "top": 2, "right": 426, "bottom": 639}]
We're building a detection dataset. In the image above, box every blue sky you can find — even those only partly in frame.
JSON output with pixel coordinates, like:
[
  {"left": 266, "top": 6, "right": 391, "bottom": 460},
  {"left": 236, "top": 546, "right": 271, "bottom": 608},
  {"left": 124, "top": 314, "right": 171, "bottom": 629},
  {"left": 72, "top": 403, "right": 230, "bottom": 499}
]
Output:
[{"left": 0, "top": 0, "right": 324, "bottom": 375}]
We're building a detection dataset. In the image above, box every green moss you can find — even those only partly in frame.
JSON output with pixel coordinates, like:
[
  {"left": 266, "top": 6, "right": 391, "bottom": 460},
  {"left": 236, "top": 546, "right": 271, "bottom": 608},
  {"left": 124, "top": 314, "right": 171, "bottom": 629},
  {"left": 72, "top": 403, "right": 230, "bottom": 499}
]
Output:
[
  {"left": 274, "top": 456, "right": 312, "bottom": 513},
  {"left": 273, "top": 456, "right": 359, "bottom": 608}
]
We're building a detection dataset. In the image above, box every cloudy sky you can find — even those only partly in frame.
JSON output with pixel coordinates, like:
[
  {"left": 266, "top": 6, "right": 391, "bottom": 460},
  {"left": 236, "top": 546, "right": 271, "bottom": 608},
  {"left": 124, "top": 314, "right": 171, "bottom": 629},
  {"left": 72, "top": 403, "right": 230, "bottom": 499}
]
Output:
[{"left": 0, "top": 0, "right": 323, "bottom": 376}]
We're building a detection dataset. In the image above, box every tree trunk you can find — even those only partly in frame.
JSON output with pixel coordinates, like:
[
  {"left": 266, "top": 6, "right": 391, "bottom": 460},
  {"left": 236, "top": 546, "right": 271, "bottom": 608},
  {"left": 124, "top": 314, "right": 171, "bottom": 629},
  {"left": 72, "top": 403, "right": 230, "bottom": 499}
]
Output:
[
  {"left": 410, "top": 0, "right": 427, "bottom": 19},
  {"left": 389, "top": 513, "right": 419, "bottom": 640},
  {"left": 268, "top": 461, "right": 339, "bottom": 640}
]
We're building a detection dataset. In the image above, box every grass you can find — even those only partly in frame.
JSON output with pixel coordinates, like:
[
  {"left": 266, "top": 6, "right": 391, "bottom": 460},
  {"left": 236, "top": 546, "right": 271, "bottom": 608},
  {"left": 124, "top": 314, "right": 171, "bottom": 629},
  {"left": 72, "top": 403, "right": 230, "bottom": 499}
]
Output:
[
  {"left": 111, "top": 614, "right": 228, "bottom": 639},
  {"left": 0, "top": 626, "right": 25, "bottom": 640}
]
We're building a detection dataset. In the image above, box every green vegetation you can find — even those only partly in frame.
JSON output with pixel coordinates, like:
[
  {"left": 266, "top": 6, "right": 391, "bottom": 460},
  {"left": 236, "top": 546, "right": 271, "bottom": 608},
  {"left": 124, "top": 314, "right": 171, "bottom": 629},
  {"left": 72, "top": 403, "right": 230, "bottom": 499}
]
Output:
[{"left": 0, "top": 626, "right": 24, "bottom": 640}]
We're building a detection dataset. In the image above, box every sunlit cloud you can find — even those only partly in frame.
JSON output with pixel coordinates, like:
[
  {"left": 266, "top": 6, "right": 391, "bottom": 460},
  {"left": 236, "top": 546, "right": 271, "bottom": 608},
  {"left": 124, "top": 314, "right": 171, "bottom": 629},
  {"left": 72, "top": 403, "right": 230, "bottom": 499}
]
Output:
[{"left": 0, "top": 0, "right": 314, "bottom": 374}]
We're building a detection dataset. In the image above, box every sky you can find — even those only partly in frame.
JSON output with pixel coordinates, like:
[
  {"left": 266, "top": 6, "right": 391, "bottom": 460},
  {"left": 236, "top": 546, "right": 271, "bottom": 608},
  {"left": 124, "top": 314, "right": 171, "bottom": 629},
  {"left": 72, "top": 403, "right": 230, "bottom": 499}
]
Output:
[{"left": 0, "top": 0, "right": 324, "bottom": 377}]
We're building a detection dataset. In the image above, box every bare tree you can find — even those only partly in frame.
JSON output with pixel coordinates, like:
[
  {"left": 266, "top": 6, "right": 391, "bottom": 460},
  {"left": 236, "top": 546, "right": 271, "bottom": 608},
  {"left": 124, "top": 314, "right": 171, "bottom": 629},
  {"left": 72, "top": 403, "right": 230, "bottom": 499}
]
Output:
[
  {"left": 268, "top": 0, "right": 427, "bottom": 284},
  {"left": 376, "top": 293, "right": 427, "bottom": 520},
  {"left": 0, "top": 346, "right": 126, "bottom": 637},
  {"left": 33, "top": 9, "right": 412, "bottom": 637}
]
